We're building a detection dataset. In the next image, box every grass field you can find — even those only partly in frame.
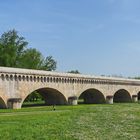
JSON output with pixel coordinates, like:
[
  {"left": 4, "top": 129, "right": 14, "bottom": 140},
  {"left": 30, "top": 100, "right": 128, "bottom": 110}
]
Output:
[{"left": 0, "top": 103, "right": 140, "bottom": 140}]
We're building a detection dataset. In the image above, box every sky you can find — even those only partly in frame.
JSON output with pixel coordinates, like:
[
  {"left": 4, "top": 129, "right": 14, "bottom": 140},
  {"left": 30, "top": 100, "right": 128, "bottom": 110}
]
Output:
[{"left": 0, "top": 0, "right": 140, "bottom": 77}]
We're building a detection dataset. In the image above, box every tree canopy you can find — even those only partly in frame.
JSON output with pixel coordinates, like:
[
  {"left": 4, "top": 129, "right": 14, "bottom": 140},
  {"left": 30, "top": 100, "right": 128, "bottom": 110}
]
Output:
[
  {"left": 0, "top": 29, "right": 57, "bottom": 71},
  {"left": 67, "top": 70, "right": 80, "bottom": 74}
]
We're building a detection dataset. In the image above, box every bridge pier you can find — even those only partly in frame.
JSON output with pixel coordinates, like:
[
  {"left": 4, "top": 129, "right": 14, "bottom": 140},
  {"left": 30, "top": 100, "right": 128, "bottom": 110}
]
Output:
[
  {"left": 68, "top": 96, "right": 78, "bottom": 105},
  {"left": 7, "top": 98, "right": 22, "bottom": 109},
  {"left": 132, "top": 95, "right": 138, "bottom": 102},
  {"left": 106, "top": 96, "right": 113, "bottom": 104}
]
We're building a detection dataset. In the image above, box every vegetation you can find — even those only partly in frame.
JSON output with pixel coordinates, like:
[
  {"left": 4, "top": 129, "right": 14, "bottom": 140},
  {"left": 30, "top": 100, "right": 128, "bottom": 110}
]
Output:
[
  {"left": 0, "top": 104, "right": 140, "bottom": 140},
  {"left": 135, "top": 77, "right": 140, "bottom": 80},
  {"left": 68, "top": 70, "right": 80, "bottom": 74},
  {"left": 0, "top": 29, "right": 57, "bottom": 71}
]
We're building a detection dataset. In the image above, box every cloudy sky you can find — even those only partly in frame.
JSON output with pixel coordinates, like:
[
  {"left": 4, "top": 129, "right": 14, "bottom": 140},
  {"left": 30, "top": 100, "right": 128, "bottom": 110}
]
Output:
[{"left": 0, "top": 0, "right": 140, "bottom": 77}]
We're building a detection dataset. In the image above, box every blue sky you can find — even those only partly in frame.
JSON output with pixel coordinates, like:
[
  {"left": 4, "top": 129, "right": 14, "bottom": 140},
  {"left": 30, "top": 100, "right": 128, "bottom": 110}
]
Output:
[{"left": 0, "top": 0, "right": 140, "bottom": 77}]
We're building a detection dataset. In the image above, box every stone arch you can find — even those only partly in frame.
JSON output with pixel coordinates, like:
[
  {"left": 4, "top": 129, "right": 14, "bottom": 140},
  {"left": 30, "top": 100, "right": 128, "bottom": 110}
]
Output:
[
  {"left": 22, "top": 75, "right": 25, "bottom": 81},
  {"left": 30, "top": 76, "right": 33, "bottom": 81},
  {"left": 37, "top": 76, "right": 40, "bottom": 82},
  {"left": 41, "top": 77, "right": 43, "bottom": 82},
  {"left": 1, "top": 74, "right": 5, "bottom": 81},
  {"left": 47, "top": 77, "right": 49, "bottom": 82},
  {"left": 21, "top": 87, "right": 67, "bottom": 107},
  {"left": 33, "top": 76, "right": 37, "bottom": 82},
  {"left": 72, "top": 79, "right": 74, "bottom": 83},
  {"left": 14, "top": 75, "right": 18, "bottom": 81},
  {"left": 56, "top": 78, "right": 58, "bottom": 83},
  {"left": 53, "top": 77, "right": 55, "bottom": 83},
  {"left": 18, "top": 75, "right": 22, "bottom": 81},
  {"left": 10, "top": 75, "right": 13, "bottom": 81},
  {"left": 26, "top": 76, "right": 29, "bottom": 81},
  {"left": 5, "top": 74, "right": 9, "bottom": 81},
  {"left": 138, "top": 91, "right": 140, "bottom": 101},
  {"left": 113, "top": 89, "right": 132, "bottom": 103},
  {"left": 58, "top": 78, "right": 61, "bottom": 83},
  {"left": 50, "top": 77, "right": 53, "bottom": 82},
  {"left": 44, "top": 77, "right": 47, "bottom": 82},
  {"left": 0, "top": 97, "right": 7, "bottom": 109},
  {"left": 64, "top": 78, "right": 67, "bottom": 83},
  {"left": 78, "top": 88, "right": 106, "bottom": 104}
]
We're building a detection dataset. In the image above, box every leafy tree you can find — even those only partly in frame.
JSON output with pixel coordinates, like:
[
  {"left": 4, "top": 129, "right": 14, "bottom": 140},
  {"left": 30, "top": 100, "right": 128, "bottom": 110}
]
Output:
[
  {"left": 19, "top": 48, "right": 43, "bottom": 69},
  {"left": 67, "top": 70, "right": 80, "bottom": 74},
  {"left": 0, "top": 29, "right": 28, "bottom": 67},
  {"left": 41, "top": 56, "right": 57, "bottom": 71},
  {"left": 25, "top": 91, "right": 43, "bottom": 102},
  {"left": 135, "top": 77, "right": 140, "bottom": 79},
  {"left": 0, "top": 29, "right": 57, "bottom": 71}
]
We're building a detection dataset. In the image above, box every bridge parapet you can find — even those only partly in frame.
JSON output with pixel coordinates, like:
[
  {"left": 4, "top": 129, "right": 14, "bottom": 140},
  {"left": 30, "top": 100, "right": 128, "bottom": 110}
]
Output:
[
  {"left": 0, "top": 67, "right": 140, "bottom": 109},
  {"left": 0, "top": 67, "right": 140, "bottom": 86}
]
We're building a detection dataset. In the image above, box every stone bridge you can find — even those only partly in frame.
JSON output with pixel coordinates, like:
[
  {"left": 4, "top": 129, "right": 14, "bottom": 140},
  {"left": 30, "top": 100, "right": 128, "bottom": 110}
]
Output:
[{"left": 0, "top": 67, "right": 140, "bottom": 109}]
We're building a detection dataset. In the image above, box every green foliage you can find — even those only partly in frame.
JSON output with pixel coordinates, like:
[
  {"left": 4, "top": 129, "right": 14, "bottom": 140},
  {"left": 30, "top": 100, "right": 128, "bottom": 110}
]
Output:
[
  {"left": 41, "top": 56, "right": 57, "bottom": 71},
  {"left": 0, "top": 29, "right": 28, "bottom": 67},
  {"left": 25, "top": 91, "right": 43, "bottom": 102},
  {"left": 67, "top": 70, "right": 80, "bottom": 74},
  {"left": 135, "top": 77, "right": 140, "bottom": 79},
  {"left": 19, "top": 48, "right": 43, "bottom": 69},
  {"left": 0, "top": 29, "right": 57, "bottom": 71}
]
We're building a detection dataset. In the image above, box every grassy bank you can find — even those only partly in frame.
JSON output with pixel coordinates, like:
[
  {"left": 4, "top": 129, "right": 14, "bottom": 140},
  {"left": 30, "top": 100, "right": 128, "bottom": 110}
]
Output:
[{"left": 0, "top": 103, "right": 140, "bottom": 140}]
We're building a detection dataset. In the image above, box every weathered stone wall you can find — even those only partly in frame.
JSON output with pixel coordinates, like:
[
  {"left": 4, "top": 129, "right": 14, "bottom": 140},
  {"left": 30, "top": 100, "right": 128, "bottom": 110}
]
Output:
[{"left": 0, "top": 67, "right": 140, "bottom": 109}]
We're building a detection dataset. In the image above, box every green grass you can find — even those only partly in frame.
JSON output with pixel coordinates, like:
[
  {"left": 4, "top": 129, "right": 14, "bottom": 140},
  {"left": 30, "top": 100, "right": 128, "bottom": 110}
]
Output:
[{"left": 0, "top": 103, "right": 140, "bottom": 140}]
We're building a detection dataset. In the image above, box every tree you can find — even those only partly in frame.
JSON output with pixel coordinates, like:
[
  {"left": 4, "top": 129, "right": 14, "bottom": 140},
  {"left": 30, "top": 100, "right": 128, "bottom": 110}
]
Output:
[
  {"left": 0, "top": 29, "right": 28, "bottom": 67},
  {"left": 25, "top": 91, "right": 43, "bottom": 102},
  {"left": 135, "top": 77, "right": 140, "bottom": 79},
  {"left": 67, "top": 70, "right": 80, "bottom": 74},
  {"left": 0, "top": 29, "right": 57, "bottom": 71},
  {"left": 41, "top": 56, "right": 57, "bottom": 71},
  {"left": 19, "top": 48, "right": 43, "bottom": 69}
]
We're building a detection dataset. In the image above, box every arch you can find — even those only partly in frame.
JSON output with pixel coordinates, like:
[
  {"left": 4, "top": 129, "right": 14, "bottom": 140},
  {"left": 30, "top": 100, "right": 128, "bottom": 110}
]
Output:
[
  {"left": 26, "top": 76, "right": 29, "bottom": 81},
  {"left": 61, "top": 78, "right": 64, "bottom": 83},
  {"left": 10, "top": 75, "right": 13, "bottom": 81},
  {"left": 1, "top": 74, "right": 5, "bottom": 81},
  {"left": 34, "top": 76, "right": 37, "bottom": 82},
  {"left": 58, "top": 78, "right": 61, "bottom": 83},
  {"left": 37, "top": 77, "right": 40, "bottom": 82},
  {"left": 18, "top": 75, "right": 22, "bottom": 81},
  {"left": 44, "top": 77, "right": 47, "bottom": 82},
  {"left": 14, "top": 75, "right": 18, "bottom": 81},
  {"left": 22, "top": 75, "right": 25, "bottom": 81},
  {"left": 30, "top": 76, "right": 33, "bottom": 82},
  {"left": 78, "top": 88, "right": 106, "bottom": 104},
  {"left": 0, "top": 97, "right": 7, "bottom": 109},
  {"left": 50, "top": 77, "right": 53, "bottom": 82},
  {"left": 5, "top": 74, "right": 9, "bottom": 81},
  {"left": 138, "top": 92, "right": 140, "bottom": 101},
  {"left": 47, "top": 77, "right": 50, "bottom": 82},
  {"left": 64, "top": 78, "right": 67, "bottom": 83},
  {"left": 22, "top": 87, "right": 67, "bottom": 107},
  {"left": 53, "top": 77, "right": 55, "bottom": 83},
  {"left": 113, "top": 89, "right": 132, "bottom": 103},
  {"left": 41, "top": 77, "right": 43, "bottom": 82}
]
